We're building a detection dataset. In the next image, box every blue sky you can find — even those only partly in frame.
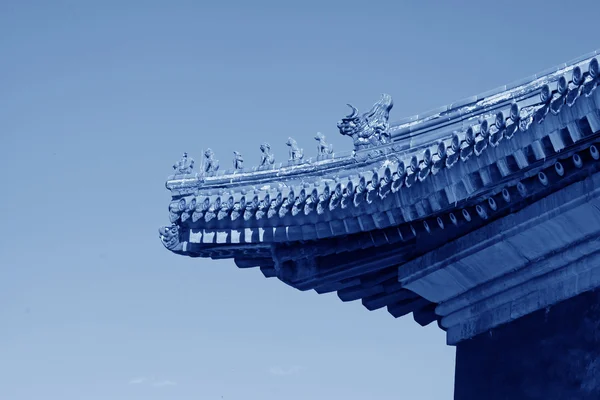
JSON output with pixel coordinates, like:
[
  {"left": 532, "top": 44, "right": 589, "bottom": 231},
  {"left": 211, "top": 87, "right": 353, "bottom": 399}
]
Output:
[{"left": 1, "top": 1, "right": 599, "bottom": 399}]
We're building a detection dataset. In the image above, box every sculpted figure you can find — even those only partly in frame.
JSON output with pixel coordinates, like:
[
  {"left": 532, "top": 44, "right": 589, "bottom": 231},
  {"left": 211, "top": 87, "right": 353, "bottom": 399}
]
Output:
[
  {"left": 337, "top": 94, "right": 394, "bottom": 151},
  {"left": 233, "top": 151, "right": 244, "bottom": 170},
  {"left": 286, "top": 137, "right": 304, "bottom": 161},
  {"left": 204, "top": 148, "right": 219, "bottom": 173},
  {"left": 158, "top": 225, "right": 180, "bottom": 250},
  {"left": 260, "top": 143, "right": 275, "bottom": 167},
  {"left": 172, "top": 152, "right": 195, "bottom": 174},
  {"left": 314, "top": 132, "right": 333, "bottom": 156}
]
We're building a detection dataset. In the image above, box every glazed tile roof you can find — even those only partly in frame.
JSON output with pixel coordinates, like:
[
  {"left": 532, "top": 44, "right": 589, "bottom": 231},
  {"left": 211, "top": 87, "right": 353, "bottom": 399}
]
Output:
[
  {"left": 159, "top": 49, "right": 600, "bottom": 325},
  {"left": 164, "top": 51, "right": 600, "bottom": 244}
]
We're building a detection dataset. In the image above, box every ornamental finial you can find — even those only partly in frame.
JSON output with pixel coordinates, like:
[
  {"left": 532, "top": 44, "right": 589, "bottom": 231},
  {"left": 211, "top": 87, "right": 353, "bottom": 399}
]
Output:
[{"left": 173, "top": 152, "right": 195, "bottom": 174}]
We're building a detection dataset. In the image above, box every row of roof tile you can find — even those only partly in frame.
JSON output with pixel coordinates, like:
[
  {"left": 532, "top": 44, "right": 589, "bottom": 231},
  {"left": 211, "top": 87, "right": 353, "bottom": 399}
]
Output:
[{"left": 165, "top": 58, "right": 599, "bottom": 233}]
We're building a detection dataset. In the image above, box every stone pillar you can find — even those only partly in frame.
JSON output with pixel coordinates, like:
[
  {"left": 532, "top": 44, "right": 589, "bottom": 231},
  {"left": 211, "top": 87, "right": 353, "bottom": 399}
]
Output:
[{"left": 454, "top": 289, "right": 600, "bottom": 400}]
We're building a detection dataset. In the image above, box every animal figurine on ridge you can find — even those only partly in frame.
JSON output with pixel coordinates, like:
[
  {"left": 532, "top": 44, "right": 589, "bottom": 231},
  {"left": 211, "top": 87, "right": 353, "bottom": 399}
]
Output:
[
  {"left": 337, "top": 93, "right": 394, "bottom": 151},
  {"left": 286, "top": 137, "right": 304, "bottom": 161},
  {"left": 173, "top": 152, "right": 195, "bottom": 174},
  {"left": 204, "top": 148, "right": 219, "bottom": 173},
  {"left": 233, "top": 151, "right": 244, "bottom": 170},
  {"left": 315, "top": 132, "right": 333, "bottom": 157},
  {"left": 259, "top": 143, "right": 275, "bottom": 167}
]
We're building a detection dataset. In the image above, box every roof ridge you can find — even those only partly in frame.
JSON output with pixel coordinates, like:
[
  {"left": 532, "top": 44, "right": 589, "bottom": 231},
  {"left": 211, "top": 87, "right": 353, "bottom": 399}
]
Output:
[{"left": 390, "top": 49, "right": 600, "bottom": 135}]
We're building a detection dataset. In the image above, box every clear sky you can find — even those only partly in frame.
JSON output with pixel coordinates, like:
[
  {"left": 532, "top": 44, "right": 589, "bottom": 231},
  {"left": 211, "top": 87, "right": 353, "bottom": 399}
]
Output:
[{"left": 1, "top": 1, "right": 599, "bottom": 399}]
